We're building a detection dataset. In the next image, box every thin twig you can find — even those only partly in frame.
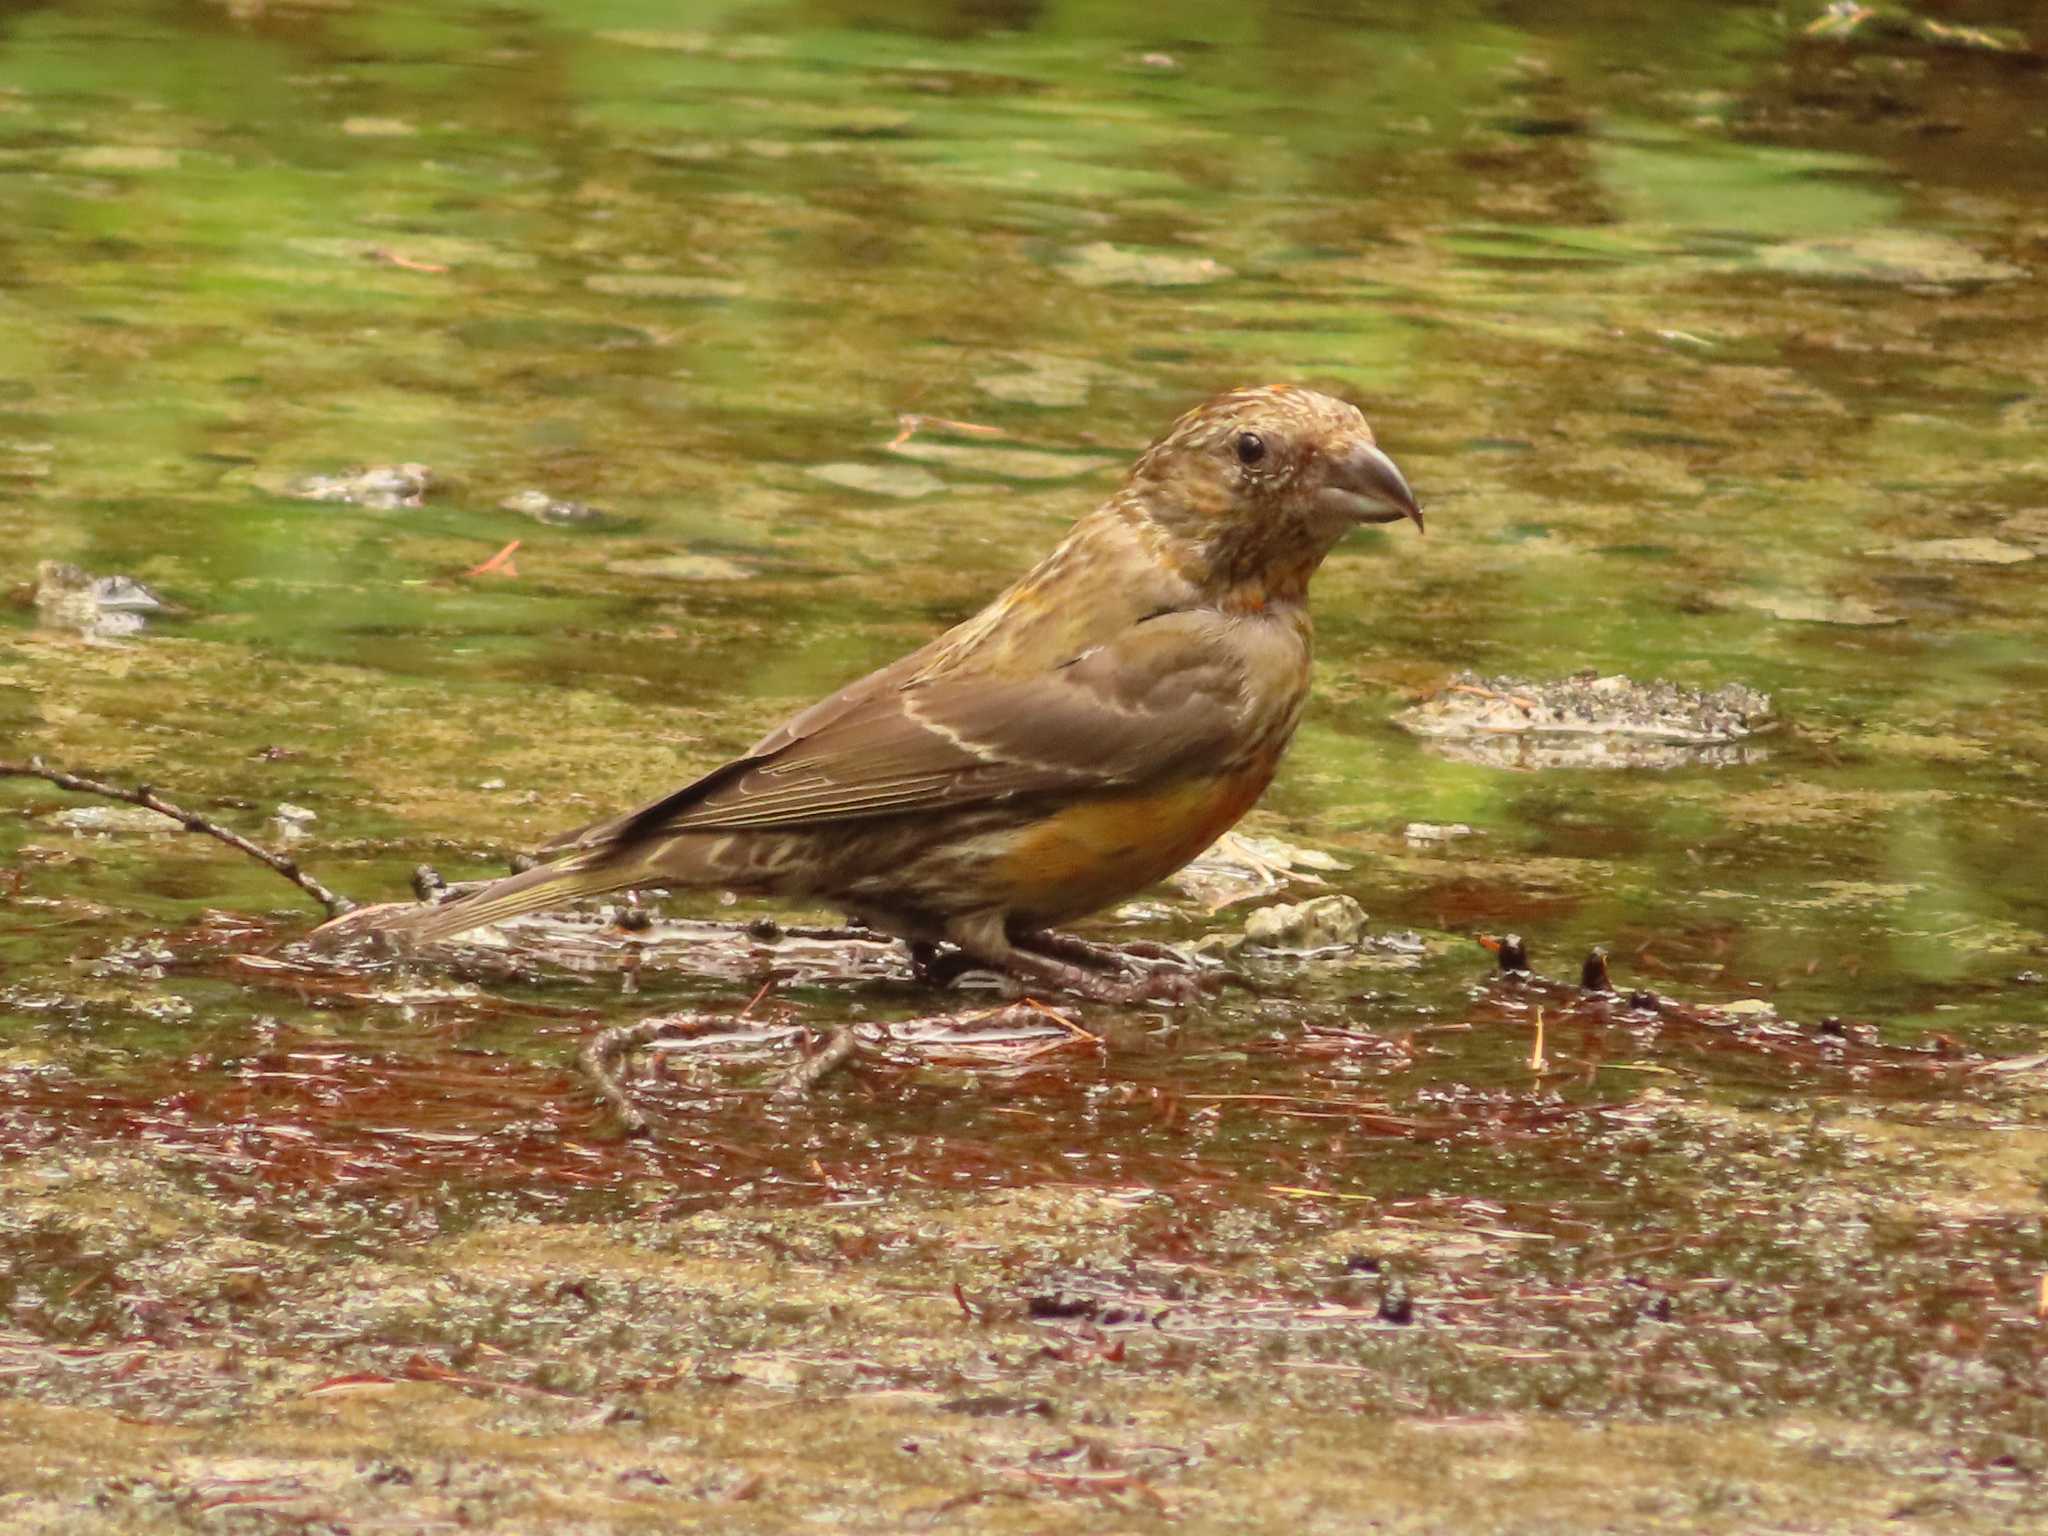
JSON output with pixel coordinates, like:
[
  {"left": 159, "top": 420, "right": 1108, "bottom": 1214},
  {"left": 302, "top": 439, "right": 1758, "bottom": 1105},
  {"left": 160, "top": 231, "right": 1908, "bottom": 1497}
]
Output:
[
  {"left": 0, "top": 757, "right": 355, "bottom": 917},
  {"left": 887, "top": 413, "right": 1007, "bottom": 449},
  {"left": 1016, "top": 996, "right": 1093, "bottom": 1040},
  {"left": 772, "top": 1025, "right": 860, "bottom": 1102},
  {"left": 368, "top": 247, "right": 450, "bottom": 274},
  {"left": 587, "top": 1013, "right": 862, "bottom": 1131},
  {"left": 581, "top": 1015, "right": 714, "bottom": 1136}
]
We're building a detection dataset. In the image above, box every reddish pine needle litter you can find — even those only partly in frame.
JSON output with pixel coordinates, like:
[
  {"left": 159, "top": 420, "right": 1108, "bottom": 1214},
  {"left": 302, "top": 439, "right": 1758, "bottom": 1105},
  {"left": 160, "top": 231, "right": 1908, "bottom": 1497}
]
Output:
[{"left": 465, "top": 539, "right": 521, "bottom": 577}]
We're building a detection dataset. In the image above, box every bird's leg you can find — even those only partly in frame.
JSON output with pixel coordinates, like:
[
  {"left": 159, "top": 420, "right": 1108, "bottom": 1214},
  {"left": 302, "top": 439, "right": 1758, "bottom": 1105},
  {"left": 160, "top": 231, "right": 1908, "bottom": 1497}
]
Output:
[
  {"left": 906, "top": 939, "right": 983, "bottom": 990},
  {"left": 943, "top": 912, "right": 1204, "bottom": 1005}
]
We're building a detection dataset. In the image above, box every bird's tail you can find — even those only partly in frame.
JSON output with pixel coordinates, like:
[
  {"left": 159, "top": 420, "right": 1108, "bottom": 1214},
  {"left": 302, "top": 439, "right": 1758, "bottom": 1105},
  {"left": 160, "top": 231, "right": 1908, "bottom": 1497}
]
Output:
[{"left": 315, "top": 844, "right": 665, "bottom": 947}]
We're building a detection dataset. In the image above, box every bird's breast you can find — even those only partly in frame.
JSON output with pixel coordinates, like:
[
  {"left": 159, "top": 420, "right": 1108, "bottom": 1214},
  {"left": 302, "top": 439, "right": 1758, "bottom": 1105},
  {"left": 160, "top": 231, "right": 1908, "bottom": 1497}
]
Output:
[{"left": 985, "top": 758, "right": 1286, "bottom": 926}]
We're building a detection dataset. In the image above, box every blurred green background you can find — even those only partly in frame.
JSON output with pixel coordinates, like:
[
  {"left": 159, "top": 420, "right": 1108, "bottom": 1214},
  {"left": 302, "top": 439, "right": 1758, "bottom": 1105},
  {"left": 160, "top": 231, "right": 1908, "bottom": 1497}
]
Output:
[{"left": 3, "top": 0, "right": 2045, "bottom": 1048}]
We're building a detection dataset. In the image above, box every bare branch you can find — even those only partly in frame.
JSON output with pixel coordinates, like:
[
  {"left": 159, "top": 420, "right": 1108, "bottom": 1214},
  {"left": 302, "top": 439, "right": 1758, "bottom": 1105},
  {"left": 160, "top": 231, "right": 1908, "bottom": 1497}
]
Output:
[
  {"left": 580, "top": 1014, "right": 717, "bottom": 1137},
  {"left": 0, "top": 757, "right": 355, "bottom": 918},
  {"left": 772, "top": 1025, "right": 861, "bottom": 1102}
]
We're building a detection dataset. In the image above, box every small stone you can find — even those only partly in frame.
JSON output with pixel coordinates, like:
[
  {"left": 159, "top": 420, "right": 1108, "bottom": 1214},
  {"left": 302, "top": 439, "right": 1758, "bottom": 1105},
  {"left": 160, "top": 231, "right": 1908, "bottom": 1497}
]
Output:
[
  {"left": 49, "top": 806, "right": 174, "bottom": 835},
  {"left": 271, "top": 802, "right": 317, "bottom": 841},
  {"left": 604, "top": 553, "right": 753, "bottom": 582},
  {"left": 1728, "top": 590, "right": 1901, "bottom": 627},
  {"left": 806, "top": 462, "right": 945, "bottom": 499},
  {"left": 1230, "top": 835, "right": 1346, "bottom": 873},
  {"left": 58, "top": 145, "right": 179, "bottom": 171},
  {"left": 1880, "top": 537, "right": 2033, "bottom": 566},
  {"left": 501, "top": 489, "right": 605, "bottom": 526},
  {"left": 288, "top": 464, "right": 431, "bottom": 509},
  {"left": 1756, "top": 231, "right": 2021, "bottom": 289},
  {"left": 1244, "top": 895, "right": 1371, "bottom": 951},
  {"left": 1376, "top": 1282, "right": 1414, "bottom": 1326},
  {"left": 1170, "top": 833, "right": 1345, "bottom": 911},
  {"left": 1404, "top": 822, "right": 1476, "bottom": 844},
  {"left": 341, "top": 117, "right": 418, "bottom": 138},
  {"left": 1061, "top": 241, "right": 1233, "bottom": 288},
  {"left": 1186, "top": 931, "right": 1248, "bottom": 961},
  {"left": 1995, "top": 508, "right": 2048, "bottom": 549},
  {"left": 975, "top": 354, "right": 1103, "bottom": 408},
  {"left": 35, "top": 562, "right": 166, "bottom": 641},
  {"left": 1395, "top": 671, "right": 1774, "bottom": 770}
]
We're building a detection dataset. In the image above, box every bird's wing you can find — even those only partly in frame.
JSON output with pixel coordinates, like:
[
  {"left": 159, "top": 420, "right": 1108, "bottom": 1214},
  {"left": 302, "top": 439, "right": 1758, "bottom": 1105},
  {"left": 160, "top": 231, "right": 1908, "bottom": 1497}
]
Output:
[
  {"left": 742, "top": 636, "right": 942, "bottom": 759},
  {"left": 573, "top": 609, "right": 1252, "bottom": 847},
  {"left": 537, "top": 641, "right": 944, "bottom": 853}
]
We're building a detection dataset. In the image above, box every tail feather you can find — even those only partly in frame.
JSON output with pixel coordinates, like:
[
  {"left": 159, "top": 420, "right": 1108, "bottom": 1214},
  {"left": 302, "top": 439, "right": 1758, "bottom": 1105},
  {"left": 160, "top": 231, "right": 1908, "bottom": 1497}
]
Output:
[
  {"left": 395, "top": 855, "right": 631, "bottom": 942},
  {"left": 320, "top": 847, "right": 659, "bottom": 946}
]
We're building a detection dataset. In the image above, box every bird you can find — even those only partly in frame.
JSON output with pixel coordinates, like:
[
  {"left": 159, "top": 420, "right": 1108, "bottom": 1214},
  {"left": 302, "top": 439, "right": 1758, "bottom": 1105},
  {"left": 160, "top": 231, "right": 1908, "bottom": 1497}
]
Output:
[{"left": 325, "top": 385, "right": 1422, "bottom": 1001}]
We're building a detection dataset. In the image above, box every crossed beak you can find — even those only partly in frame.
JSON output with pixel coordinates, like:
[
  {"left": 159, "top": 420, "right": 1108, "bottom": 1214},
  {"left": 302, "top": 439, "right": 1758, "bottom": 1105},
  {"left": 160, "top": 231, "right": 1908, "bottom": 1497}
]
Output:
[{"left": 1315, "top": 438, "right": 1424, "bottom": 533}]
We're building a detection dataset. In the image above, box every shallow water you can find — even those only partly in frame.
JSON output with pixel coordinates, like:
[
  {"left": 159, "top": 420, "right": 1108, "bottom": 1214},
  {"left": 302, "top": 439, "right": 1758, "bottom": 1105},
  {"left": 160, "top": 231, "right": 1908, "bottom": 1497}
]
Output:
[{"left": 2, "top": 1, "right": 2045, "bottom": 1528}]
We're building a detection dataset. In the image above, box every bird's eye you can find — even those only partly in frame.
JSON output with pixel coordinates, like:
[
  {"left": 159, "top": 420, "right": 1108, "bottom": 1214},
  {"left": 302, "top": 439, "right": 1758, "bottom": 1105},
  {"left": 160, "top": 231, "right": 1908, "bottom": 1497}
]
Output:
[{"left": 1234, "top": 431, "right": 1266, "bottom": 467}]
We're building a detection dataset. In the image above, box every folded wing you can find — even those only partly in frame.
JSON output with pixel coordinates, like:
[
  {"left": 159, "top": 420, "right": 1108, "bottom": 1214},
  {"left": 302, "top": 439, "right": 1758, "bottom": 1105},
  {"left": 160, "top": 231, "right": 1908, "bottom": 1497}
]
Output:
[{"left": 561, "top": 609, "right": 1246, "bottom": 850}]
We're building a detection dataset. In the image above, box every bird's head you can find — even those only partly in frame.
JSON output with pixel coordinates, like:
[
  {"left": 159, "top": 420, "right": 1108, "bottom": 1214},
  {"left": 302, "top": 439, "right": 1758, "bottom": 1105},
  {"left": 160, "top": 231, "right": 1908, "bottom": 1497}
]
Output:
[{"left": 1121, "top": 385, "right": 1422, "bottom": 605}]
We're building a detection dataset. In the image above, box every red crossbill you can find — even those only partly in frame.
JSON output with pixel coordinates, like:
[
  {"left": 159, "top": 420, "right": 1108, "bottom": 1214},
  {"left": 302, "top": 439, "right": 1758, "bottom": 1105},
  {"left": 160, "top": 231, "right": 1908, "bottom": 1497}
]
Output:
[{"left": 332, "top": 385, "right": 1421, "bottom": 1000}]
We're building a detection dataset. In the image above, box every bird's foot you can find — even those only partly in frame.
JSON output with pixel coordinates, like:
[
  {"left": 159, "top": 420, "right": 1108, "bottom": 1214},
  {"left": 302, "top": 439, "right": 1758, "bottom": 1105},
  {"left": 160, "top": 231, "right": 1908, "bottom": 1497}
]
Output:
[
  {"left": 910, "top": 940, "right": 1109, "bottom": 1001},
  {"left": 1013, "top": 929, "right": 1164, "bottom": 975},
  {"left": 1013, "top": 930, "right": 1256, "bottom": 1003},
  {"left": 1095, "top": 965, "right": 1210, "bottom": 1005},
  {"left": 998, "top": 956, "right": 1202, "bottom": 1006},
  {"left": 912, "top": 916, "right": 1221, "bottom": 1005},
  {"left": 990, "top": 925, "right": 1218, "bottom": 1004}
]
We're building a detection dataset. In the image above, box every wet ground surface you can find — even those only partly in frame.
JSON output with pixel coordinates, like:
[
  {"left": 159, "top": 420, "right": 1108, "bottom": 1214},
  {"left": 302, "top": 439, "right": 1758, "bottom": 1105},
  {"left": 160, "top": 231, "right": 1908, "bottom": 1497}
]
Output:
[
  {"left": 4, "top": 0, "right": 2048, "bottom": 1529},
  {"left": 3, "top": 910, "right": 2045, "bottom": 1531}
]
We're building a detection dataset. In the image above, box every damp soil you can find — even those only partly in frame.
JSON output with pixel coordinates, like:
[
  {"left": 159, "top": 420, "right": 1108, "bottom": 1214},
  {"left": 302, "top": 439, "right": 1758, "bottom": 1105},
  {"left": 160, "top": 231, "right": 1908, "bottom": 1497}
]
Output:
[{"left": 4, "top": 2, "right": 2048, "bottom": 1530}]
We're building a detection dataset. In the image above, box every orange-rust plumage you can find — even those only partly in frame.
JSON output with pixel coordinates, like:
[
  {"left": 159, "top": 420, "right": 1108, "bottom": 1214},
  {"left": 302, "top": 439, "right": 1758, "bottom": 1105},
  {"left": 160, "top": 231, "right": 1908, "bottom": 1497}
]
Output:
[
  {"left": 327, "top": 385, "right": 1422, "bottom": 1001},
  {"left": 987, "top": 765, "right": 1281, "bottom": 921}
]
